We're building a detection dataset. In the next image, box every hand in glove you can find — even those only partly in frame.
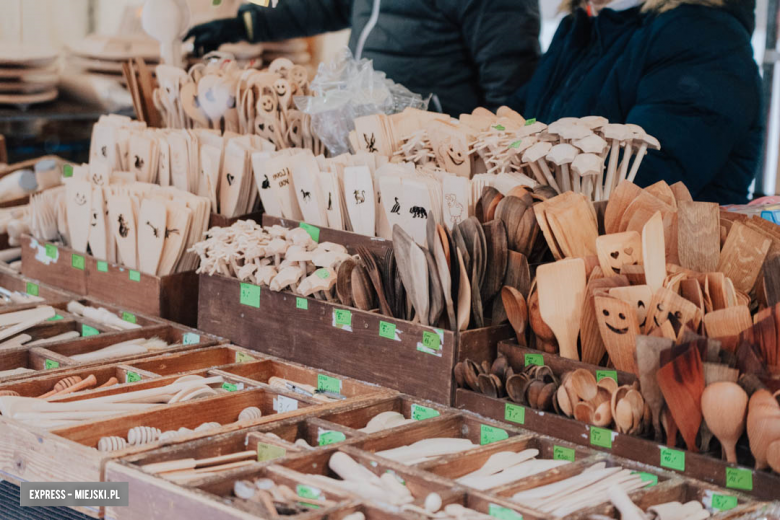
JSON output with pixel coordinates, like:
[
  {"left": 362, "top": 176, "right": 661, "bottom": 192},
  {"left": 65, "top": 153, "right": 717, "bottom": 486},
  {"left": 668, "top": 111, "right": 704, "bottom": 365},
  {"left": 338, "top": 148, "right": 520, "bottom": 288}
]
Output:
[{"left": 184, "top": 17, "right": 247, "bottom": 57}]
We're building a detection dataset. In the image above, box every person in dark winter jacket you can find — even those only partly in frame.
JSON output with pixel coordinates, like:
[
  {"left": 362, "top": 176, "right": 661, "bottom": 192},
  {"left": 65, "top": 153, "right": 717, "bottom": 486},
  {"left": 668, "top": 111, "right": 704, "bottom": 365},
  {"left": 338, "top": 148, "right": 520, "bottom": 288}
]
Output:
[
  {"left": 184, "top": 0, "right": 541, "bottom": 116},
  {"left": 507, "top": 0, "right": 763, "bottom": 205}
]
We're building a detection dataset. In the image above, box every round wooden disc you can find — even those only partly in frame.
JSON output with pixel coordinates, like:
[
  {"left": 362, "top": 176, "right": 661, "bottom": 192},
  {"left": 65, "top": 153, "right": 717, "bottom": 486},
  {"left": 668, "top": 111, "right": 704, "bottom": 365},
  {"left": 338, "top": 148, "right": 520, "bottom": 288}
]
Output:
[
  {"left": 0, "top": 88, "right": 58, "bottom": 105},
  {"left": 0, "top": 45, "right": 58, "bottom": 68}
]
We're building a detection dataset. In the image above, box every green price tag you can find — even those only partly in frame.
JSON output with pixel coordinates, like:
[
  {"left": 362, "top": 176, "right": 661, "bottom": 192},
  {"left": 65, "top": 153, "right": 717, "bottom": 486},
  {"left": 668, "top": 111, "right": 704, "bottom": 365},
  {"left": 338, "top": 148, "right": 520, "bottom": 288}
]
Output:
[
  {"left": 182, "top": 332, "right": 200, "bottom": 345},
  {"left": 47, "top": 314, "right": 63, "bottom": 321},
  {"left": 126, "top": 371, "right": 141, "bottom": 383},
  {"left": 379, "top": 321, "right": 396, "bottom": 340},
  {"left": 493, "top": 124, "right": 505, "bottom": 131},
  {"left": 212, "top": 0, "right": 222, "bottom": 5},
  {"left": 121, "top": 312, "right": 136, "bottom": 324},
  {"left": 596, "top": 370, "right": 618, "bottom": 384},
  {"left": 97, "top": 261, "right": 108, "bottom": 273},
  {"left": 509, "top": 140, "right": 522, "bottom": 149},
  {"left": 525, "top": 118, "right": 537, "bottom": 126},
  {"left": 480, "top": 424, "right": 509, "bottom": 445},
  {"left": 296, "top": 485, "right": 321, "bottom": 500},
  {"left": 26, "top": 282, "right": 38, "bottom": 296},
  {"left": 296, "top": 297, "right": 308, "bottom": 310},
  {"left": 712, "top": 495, "right": 738, "bottom": 511},
  {"left": 633, "top": 472, "right": 658, "bottom": 487},
  {"left": 71, "top": 254, "right": 85, "bottom": 271},
  {"left": 235, "top": 351, "right": 254, "bottom": 363},
  {"left": 314, "top": 268, "right": 330, "bottom": 279},
  {"left": 590, "top": 426, "right": 612, "bottom": 449},
  {"left": 222, "top": 382, "right": 238, "bottom": 392},
  {"left": 63, "top": 164, "right": 74, "bottom": 178},
  {"left": 240, "top": 283, "right": 261, "bottom": 308},
  {"left": 411, "top": 404, "right": 440, "bottom": 421},
  {"left": 334, "top": 308, "right": 351, "bottom": 327},
  {"left": 422, "top": 331, "right": 441, "bottom": 350},
  {"left": 317, "top": 374, "right": 341, "bottom": 394},
  {"left": 129, "top": 270, "right": 141, "bottom": 282},
  {"left": 504, "top": 403, "right": 525, "bottom": 425},
  {"left": 660, "top": 447, "right": 685, "bottom": 472},
  {"left": 524, "top": 353, "right": 544, "bottom": 367},
  {"left": 488, "top": 504, "right": 523, "bottom": 520},
  {"left": 81, "top": 324, "right": 99, "bottom": 337},
  {"left": 45, "top": 243, "right": 57, "bottom": 259},
  {"left": 318, "top": 430, "right": 346, "bottom": 446},
  {"left": 553, "top": 445, "right": 575, "bottom": 462},
  {"left": 725, "top": 467, "right": 753, "bottom": 491},
  {"left": 257, "top": 442, "right": 286, "bottom": 462},
  {"left": 299, "top": 222, "right": 320, "bottom": 243},
  {"left": 44, "top": 359, "right": 60, "bottom": 370}
]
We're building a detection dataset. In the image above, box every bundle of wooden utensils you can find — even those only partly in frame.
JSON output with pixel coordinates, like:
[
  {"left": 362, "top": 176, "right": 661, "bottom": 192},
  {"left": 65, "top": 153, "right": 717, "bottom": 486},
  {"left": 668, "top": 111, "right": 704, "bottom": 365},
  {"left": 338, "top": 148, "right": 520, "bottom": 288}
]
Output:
[
  {"left": 30, "top": 178, "right": 210, "bottom": 276},
  {"left": 457, "top": 177, "right": 780, "bottom": 473},
  {"left": 0, "top": 375, "right": 225, "bottom": 430},
  {"left": 147, "top": 56, "right": 323, "bottom": 155}
]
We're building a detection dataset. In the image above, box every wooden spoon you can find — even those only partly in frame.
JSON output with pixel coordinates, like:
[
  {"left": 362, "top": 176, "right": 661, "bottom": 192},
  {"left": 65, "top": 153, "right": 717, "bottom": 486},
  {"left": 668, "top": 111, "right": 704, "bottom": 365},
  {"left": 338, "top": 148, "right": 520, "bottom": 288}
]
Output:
[
  {"left": 537, "top": 258, "right": 587, "bottom": 360},
  {"left": 336, "top": 258, "right": 356, "bottom": 306},
  {"left": 501, "top": 286, "right": 528, "bottom": 346},
  {"left": 481, "top": 220, "right": 508, "bottom": 306},
  {"left": 456, "top": 248, "right": 471, "bottom": 331},
  {"left": 351, "top": 264, "right": 375, "bottom": 311},
  {"left": 701, "top": 381, "right": 748, "bottom": 463}
]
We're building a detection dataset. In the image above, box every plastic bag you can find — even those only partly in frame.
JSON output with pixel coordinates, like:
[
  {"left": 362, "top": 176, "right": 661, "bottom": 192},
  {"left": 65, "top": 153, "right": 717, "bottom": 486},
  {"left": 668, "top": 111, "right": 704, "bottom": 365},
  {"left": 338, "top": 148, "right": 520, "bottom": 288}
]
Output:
[{"left": 294, "top": 47, "right": 429, "bottom": 156}]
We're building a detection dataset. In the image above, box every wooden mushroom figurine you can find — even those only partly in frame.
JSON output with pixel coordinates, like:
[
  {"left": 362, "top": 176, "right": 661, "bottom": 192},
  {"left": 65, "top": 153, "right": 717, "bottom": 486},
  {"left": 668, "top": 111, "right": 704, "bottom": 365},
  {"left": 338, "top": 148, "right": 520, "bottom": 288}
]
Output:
[
  {"left": 600, "top": 124, "right": 633, "bottom": 198},
  {"left": 546, "top": 143, "right": 579, "bottom": 193},
  {"left": 523, "top": 142, "right": 559, "bottom": 192},
  {"left": 571, "top": 153, "right": 604, "bottom": 201}
]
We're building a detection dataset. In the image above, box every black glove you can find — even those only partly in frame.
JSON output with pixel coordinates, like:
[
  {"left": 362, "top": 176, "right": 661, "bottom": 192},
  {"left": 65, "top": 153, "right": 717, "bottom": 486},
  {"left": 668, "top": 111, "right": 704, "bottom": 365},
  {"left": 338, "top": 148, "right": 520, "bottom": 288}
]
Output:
[{"left": 184, "top": 17, "right": 248, "bottom": 57}]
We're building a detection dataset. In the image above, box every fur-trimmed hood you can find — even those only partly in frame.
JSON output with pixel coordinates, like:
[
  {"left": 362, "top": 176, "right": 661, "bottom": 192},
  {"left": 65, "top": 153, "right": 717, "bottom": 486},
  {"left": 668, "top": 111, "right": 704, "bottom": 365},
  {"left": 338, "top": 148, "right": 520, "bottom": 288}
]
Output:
[{"left": 561, "top": 0, "right": 724, "bottom": 13}]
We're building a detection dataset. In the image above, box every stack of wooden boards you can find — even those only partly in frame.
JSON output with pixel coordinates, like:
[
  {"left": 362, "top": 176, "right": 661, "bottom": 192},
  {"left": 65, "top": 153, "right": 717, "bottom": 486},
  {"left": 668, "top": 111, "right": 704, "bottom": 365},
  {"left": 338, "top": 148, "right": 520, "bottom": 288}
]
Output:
[
  {"left": 67, "top": 34, "right": 160, "bottom": 87},
  {"left": 0, "top": 44, "right": 59, "bottom": 106}
]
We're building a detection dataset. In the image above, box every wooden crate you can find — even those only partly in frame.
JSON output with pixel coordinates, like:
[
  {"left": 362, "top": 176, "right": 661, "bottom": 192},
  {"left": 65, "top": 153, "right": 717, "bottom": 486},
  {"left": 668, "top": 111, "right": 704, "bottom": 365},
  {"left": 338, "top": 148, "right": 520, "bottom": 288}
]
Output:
[
  {"left": 20, "top": 235, "right": 89, "bottom": 294},
  {"left": 20, "top": 235, "right": 200, "bottom": 326},
  {"left": 213, "top": 357, "right": 394, "bottom": 401},
  {"left": 198, "top": 274, "right": 513, "bottom": 405},
  {"left": 0, "top": 268, "right": 74, "bottom": 312},
  {"left": 123, "top": 345, "right": 263, "bottom": 377},
  {"left": 454, "top": 389, "right": 780, "bottom": 500},
  {"left": 0, "top": 362, "right": 158, "bottom": 397}
]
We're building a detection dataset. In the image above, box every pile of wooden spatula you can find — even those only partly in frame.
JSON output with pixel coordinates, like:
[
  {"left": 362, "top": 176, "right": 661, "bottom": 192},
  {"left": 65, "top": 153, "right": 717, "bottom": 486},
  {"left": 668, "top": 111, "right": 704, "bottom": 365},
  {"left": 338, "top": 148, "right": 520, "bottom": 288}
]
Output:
[
  {"left": 86, "top": 114, "right": 273, "bottom": 218},
  {"left": 492, "top": 177, "right": 780, "bottom": 469},
  {"left": 29, "top": 178, "right": 210, "bottom": 276}
]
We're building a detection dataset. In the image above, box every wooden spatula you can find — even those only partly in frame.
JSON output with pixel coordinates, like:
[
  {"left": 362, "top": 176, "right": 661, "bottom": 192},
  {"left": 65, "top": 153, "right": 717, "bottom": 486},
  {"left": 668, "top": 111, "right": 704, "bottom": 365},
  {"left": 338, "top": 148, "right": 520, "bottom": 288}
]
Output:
[
  {"left": 642, "top": 211, "right": 666, "bottom": 291},
  {"left": 580, "top": 275, "right": 629, "bottom": 365},
  {"left": 393, "top": 225, "right": 429, "bottom": 326},
  {"left": 138, "top": 199, "right": 167, "bottom": 275},
  {"left": 763, "top": 254, "right": 780, "bottom": 307},
  {"left": 596, "top": 231, "right": 641, "bottom": 277},
  {"left": 703, "top": 306, "right": 752, "bottom": 338},
  {"left": 604, "top": 181, "right": 642, "bottom": 235},
  {"left": 677, "top": 201, "right": 720, "bottom": 273},
  {"left": 635, "top": 335, "right": 673, "bottom": 442},
  {"left": 108, "top": 193, "right": 138, "bottom": 270},
  {"left": 537, "top": 258, "right": 587, "bottom": 360},
  {"left": 656, "top": 343, "right": 705, "bottom": 452},
  {"left": 66, "top": 179, "right": 93, "bottom": 253},
  {"left": 428, "top": 219, "right": 455, "bottom": 328},
  {"left": 594, "top": 296, "right": 640, "bottom": 374}
]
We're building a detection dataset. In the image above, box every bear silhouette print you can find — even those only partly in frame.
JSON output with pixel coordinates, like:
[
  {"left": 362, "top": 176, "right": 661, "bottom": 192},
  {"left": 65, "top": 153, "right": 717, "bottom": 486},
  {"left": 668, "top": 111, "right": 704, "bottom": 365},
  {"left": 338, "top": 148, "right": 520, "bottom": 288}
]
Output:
[{"left": 410, "top": 206, "right": 428, "bottom": 219}]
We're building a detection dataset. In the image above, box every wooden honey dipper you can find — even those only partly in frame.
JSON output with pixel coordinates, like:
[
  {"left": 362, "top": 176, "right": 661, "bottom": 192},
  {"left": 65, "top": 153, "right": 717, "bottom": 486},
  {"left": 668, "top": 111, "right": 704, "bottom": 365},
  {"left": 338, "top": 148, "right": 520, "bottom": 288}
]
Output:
[
  {"left": 39, "top": 376, "right": 83, "bottom": 398},
  {"left": 49, "top": 374, "right": 97, "bottom": 398},
  {"left": 97, "top": 377, "right": 119, "bottom": 389},
  {"left": 0, "top": 390, "right": 19, "bottom": 397}
]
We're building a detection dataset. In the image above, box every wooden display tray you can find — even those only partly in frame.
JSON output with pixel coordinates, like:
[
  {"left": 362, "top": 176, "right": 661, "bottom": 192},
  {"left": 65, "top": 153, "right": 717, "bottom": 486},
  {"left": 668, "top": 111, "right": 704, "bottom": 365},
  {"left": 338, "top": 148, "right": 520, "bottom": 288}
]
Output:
[
  {"left": 20, "top": 235, "right": 199, "bottom": 326},
  {"left": 198, "top": 274, "right": 513, "bottom": 405},
  {"left": 0, "top": 323, "right": 217, "bottom": 383},
  {"left": 104, "top": 400, "right": 758, "bottom": 520},
  {"left": 0, "top": 268, "right": 74, "bottom": 312},
  {"left": 0, "top": 345, "right": 257, "bottom": 397}
]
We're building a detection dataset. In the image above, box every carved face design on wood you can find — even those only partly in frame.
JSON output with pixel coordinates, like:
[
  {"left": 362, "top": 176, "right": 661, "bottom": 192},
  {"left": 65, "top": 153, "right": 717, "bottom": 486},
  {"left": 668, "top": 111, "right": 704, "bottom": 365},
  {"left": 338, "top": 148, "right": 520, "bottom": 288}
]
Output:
[
  {"left": 273, "top": 79, "right": 289, "bottom": 99},
  {"left": 644, "top": 287, "right": 699, "bottom": 334},
  {"left": 74, "top": 191, "right": 88, "bottom": 207},
  {"left": 438, "top": 141, "right": 467, "bottom": 172},
  {"left": 594, "top": 296, "right": 640, "bottom": 373},
  {"left": 608, "top": 285, "right": 652, "bottom": 329},
  {"left": 260, "top": 94, "right": 276, "bottom": 114},
  {"left": 290, "top": 66, "right": 307, "bottom": 87},
  {"left": 596, "top": 297, "right": 636, "bottom": 335},
  {"left": 596, "top": 231, "right": 642, "bottom": 276}
]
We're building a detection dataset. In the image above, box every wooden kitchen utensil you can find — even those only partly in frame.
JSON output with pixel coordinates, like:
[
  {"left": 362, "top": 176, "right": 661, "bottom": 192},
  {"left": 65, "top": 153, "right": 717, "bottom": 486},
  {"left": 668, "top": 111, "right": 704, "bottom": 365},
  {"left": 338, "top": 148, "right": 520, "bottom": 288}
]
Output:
[
  {"left": 66, "top": 180, "right": 93, "bottom": 253},
  {"left": 677, "top": 201, "right": 720, "bottom": 272},
  {"left": 502, "top": 286, "right": 527, "bottom": 346},
  {"left": 656, "top": 343, "right": 705, "bottom": 452},
  {"left": 703, "top": 306, "right": 752, "bottom": 338},
  {"left": 137, "top": 198, "right": 167, "bottom": 275},
  {"left": 457, "top": 248, "right": 471, "bottom": 331},
  {"left": 635, "top": 335, "right": 672, "bottom": 442},
  {"left": 596, "top": 231, "right": 641, "bottom": 277},
  {"left": 701, "top": 381, "right": 748, "bottom": 462},
  {"left": 642, "top": 211, "right": 666, "bottom": 291},
  {"left": 393, "top": 225, "right": 429, "bottom": 325},
  {"left": 718, "top": 221, "right": 772, "bottom": 293},
  {"left": 537, "top": 258, "right": 586, "bottom": 360},
  {"left": 594, "top": 296, "right": 640, "bottom": 373}
]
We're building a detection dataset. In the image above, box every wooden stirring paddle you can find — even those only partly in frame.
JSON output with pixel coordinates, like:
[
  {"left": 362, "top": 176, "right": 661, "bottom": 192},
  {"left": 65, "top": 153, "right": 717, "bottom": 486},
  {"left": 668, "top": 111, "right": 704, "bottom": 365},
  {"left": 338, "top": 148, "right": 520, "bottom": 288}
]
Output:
[
  {"left": 656, "top": 343, "right": 705, "bottom": 452},
  {"left": 536, "top": 258, "right": 587, "bottom": 360}
]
